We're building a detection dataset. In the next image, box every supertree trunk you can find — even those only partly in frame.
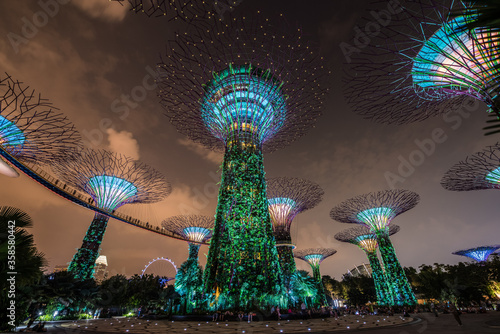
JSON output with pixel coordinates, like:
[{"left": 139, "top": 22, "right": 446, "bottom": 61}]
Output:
[
  {"left": 68, "top": 213, "right": 109, "bottom": 280},
  {"left": 277, "top": 246, "right": 296, "bottom": 289},
  {"left": 204, "top": 138, "right": 282, "bottom": 308},
  {"left": 188, "top": 243, "right": 201, "bottom": 260},
  {"left": 366, "top": 251, "right": 393, "bottom": 305},
  {"left": 375, "top": 230, "right": 416, "bottom": 306}
]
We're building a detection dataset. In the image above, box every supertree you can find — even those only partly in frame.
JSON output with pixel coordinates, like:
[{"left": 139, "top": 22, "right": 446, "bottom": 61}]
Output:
[
  {"left": 52, "top": 149, "right": 170, "bottom": 280},
  {"left": 266, "top": 177, "right": 324, "bottom": 288},
  {"left": 161, "top": 215, "right": 214, "bottom": 261},
  {"left": 162, "top": 215, "right": 214, "bottom": 312},
  {"left": 335, "top": 225, "right": 400, "bottom": 305},
  {"left": 294, "top": 248, "right": 336, "bottom": 304},
  {"left": 0, "top": 73, "right": 81, "bottom": 172},
  {"left": 453, "top": 245, "right": 500, "bottom": 262},
  {"left": 441, "top": 143, "right": 500, "bottom": 191},
  {"left": 330, "top": 189, "right": 419, "bottom": 306},
  {"left": 157, "top": 14, "right": 329, "bottom": 308},
  {"left": 110, "top": 0, "right": 240, "bottom": 20},
  {"left": 343, "top": 0, "right": 499, "bottom": 125}
]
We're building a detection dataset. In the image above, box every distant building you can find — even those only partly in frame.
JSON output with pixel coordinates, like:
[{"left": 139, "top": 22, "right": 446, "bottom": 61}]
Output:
[
  {"left": 53, "top": 264, "right": 68, "bottom": 273},
  {"left": 343, "top": 263, "right": 372, "bottom": 279},
  {"left": 93, "top": 255, "right": 108, "bottom": 283}
]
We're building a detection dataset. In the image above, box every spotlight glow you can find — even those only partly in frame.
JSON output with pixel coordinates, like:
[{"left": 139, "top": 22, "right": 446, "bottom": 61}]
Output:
[
  {"left": 183, "top": 226, "right": 211, "bottom": 243},
  {"left": 87, "top": 175, "right": 138, "bottom": 210},
  {"left": 485, "top": 166, "right": 500, "bottom": 184},
  {"left": 357, "top": 207, "right": 395, "bottom": 230}
]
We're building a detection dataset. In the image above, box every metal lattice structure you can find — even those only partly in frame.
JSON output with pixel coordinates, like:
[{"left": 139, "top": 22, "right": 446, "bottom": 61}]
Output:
[
  {"left": 441, "top": 143, "right": 500, "bottom": 191},
  {"left": 330, "top": 189, "right": 419, "bottom": 306},
  {"left": 52, "top": 148, "right": 171, "bottom": 280},
  {"left": 111, "top": 0, "right": 240, "bottom": 20},
  {"left": 453, "top": 245, "right": 500, "bottom": 262},
  {"left": 0, "top": 73, "right": 81, "bottom": 165},
  {"left": 157, "top": 13, "right": 330, "bottom": 309},
  {"left": 267, "top": 177, "right": 323, "bottom": 288},
  {"left": 343, "top": 0, "right": 499, "bottom": 125},
  {"left": 161, "top": 215, "right": 214, "bottom": 260},
  {"left": 335, "top": 225, "right": 400, "bottom": 305}
]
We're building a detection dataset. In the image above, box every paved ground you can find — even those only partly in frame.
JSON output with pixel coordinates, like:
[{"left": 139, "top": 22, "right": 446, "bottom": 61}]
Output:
[{"left": 11, "top": 312, "right": 500, "bottom": 333}]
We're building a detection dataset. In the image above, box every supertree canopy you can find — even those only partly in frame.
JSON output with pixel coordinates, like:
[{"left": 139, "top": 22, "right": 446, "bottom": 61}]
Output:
[
  {"left": 161, "top": 215, "right": 214, "bottom": 260},
  {"left": 335, "top": 225, "right": 400, "bottom": 305},
  {"left": 111, "top": 0, "right": 240, "bottom": 20},
  {"left": 441, "top": 143, "right": 500, "bottom": 191},
  {"left": 52, "top": 149, "right": 170, "bottom": 280},
  {"left": 267, "top": 177, "right": 324, "bottom": 288},
  {"left": 0, "top": 73, "right": 81, "bottom": 166},
  {"left": 453, "top": 245, "right": 500, "bottom": 262},
  {"left": 157, "top": 14, "right": 329, "bottom": 308},
  {"left": 343, "top": 0, "right": 499, "bottom": 125},
  {"left": 330, "top": 189, "right": 419, "bottom": 306},
  {"left": 294, "top": 248, "right": 336, "bottom": 304}
]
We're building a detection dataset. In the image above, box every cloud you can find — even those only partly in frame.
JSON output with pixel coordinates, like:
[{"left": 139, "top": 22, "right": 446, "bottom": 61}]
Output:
[
  {"left": 72, "top": 0, "right": 129, "bottom": 22},
  {"left": 106, "top": 128, "right": 140, "bottom": 159},
  {"left": 177, "top": 138, "right": 223, "bottom": 165}
]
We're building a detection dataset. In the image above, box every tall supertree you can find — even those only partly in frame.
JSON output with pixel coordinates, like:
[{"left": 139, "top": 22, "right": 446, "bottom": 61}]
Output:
[
  {"left": 330, "top": 189, "right": 419, "bottom": 306},
  {"left": 0, "top": 73, "right": 81, "bottom": 174},
  {"left": 267, "top": 177, "right": 324, "bottom": 289},
  {"left": 52, "top": 149, "right": 170, "bottom": 280},
  {"left": 453, "top": 245, "right": 500, "bottom": 262},
  {"left": 162, "top": 215, "right": 214, "bottom": 312},
  {"left": 294, "top": 248, "right": 336, "bottom": 304},
  {"left": 441, "top": 143, "right": 500, "bottom": 191},
  {"left": 157, "top": 14, "right": 329, "bottom": 308},
  {"left": 335, "top": 225, "right": 400, "bottom": 305},
  {"left": 343, "top": 0, "right": 499, "bottom": 125}
]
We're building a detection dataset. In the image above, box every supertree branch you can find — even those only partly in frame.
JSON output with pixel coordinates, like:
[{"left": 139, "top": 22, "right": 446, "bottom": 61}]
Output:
[
  {"left": 343, "top": 0, "right": 499, "bottom": 125},
  {"left": 0, "top": 73, "right": 82, "bottom": 165},
  {"left": 441, "top": 142, "right": 500, "bottom": 191},
  {"left": 267, "top": 177, "right": 324, "bottom": 240},
  {"left": 52, "top": 148, "right": 171, "bottom": 210},
  {"left": 335, "top": 225, "right": 400, "bottom": 306},
  {"left": 157, "top": 14, "right": 330, "bottom": 153},
  {"left": 52, "top": 148, "right": 170, "bottom": 280},
  {"left": 330, "top": 189, "right": 419, "bottom": 306},
  {"left": 453, "top": 245, "right": 500, "bottom": 262},
  {"left": 329, "top": 189, "right": 419, "bottom": 231},
  {"left": 161, "top": 214, "right": 214, "bottom": 255},
  {"left": 110, "top": 0, "right": 240, "bottom": 20}
]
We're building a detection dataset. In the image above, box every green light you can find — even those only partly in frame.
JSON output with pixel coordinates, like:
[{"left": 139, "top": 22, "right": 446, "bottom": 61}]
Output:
[
  {"left": 486, "top": 166, "right": 500, "bottom": 184},
  {"left": 357, "top": 207, "right": 395, "bottom": 230}
]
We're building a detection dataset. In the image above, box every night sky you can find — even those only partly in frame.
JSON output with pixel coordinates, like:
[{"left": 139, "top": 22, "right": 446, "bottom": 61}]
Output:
[{"left": 0, "top": 0, "right": 498, "bottom": 281}]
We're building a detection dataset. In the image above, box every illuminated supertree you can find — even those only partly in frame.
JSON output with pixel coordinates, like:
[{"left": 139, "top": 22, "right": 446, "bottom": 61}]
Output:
[
  {"left": 161, "top": 215, "right": 214, "bottom": 260},
  {"left": 0, "top": 73, "right": 81, "bottom": 173},
  {"left": 52, "top": 149, "right": 170, "bottom": 280},
  {"left": 441, "top": 143, "right": 500, "bottom": 191},
  {"left": 162, "top": 215, "right": 214, "bottom": 312},
  {"left": 453, "top": 245, "right": 500, "bottom": 262},
  {"left": 343, "top": 0, "right": 499, "bottom": 125},
  {"left": 330, "top": 189, "right": 419, "bottom": 306},
  {"left": 111, "top": 0, "right": 239, "bottom": 20},
  {"left": 267, "top": 177, "right": 323, "bottom": 288},
  {"left": 294, "top": 248, "right": 336, "bottom": 303},
  {"left": 157, "top": 14, "right": 329, "bottom": 308},
  {"left": 335, "top": 225, "right": 400, "bottom": 305}
]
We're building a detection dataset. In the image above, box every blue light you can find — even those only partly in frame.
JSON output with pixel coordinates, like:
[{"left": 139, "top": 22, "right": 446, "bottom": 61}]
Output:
[
  {"left": 357, "top": 207, "right": 395, "bottom": 230},
  {"left": 485, "top": 166, "right": 500, "bottom": 184},
  {"left": 182, "top": 226, "right": 211, "bottom": 242},
  {"left": 304, "top": 254, "right": 323, "bottom": 266},
  {"left": 455, "top": 246, "right": 500, "bottom": 262},
  {"left": 0, "top": 115, "right": 25, "bottom": 147},
  {"left": 87, "top": 175, "right": 138, "bottom": 210}
]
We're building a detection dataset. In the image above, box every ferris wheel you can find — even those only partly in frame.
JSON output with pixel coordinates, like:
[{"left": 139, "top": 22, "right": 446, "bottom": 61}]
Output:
[{"left": 141, "top": 257, "right": 178, "bottom": 286}]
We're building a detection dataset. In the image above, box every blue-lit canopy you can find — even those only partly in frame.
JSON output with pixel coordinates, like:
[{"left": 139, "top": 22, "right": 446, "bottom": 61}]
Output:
[
  {"left": 304, "top": 254, "right": 324, "bottom": 267},
  {"left": 453, "top": 245, "right": 500, "bottom": 262},
  {"left": 87, "top": 175, "right": 138, "bottom": 210},
  {"left": 412, "top": 16, "right": 500, "bottom": 104},
  {"left": 357, "top": 207, "right": 395, "bottom": 231},
  {"left": 353, "top": 234, "right": 378, "bottom": 253},
  {"left": 182, "top": 226, "right": 211, "bottom": 243},
  {"left": 485, "top": 166, "right": 500, "bottom": 184},
  {"left": 0, "top": 115, "right": 25, "bottom": 148},
  {"left": 201, "top": 64, "right": 286, "bottom": 147}
]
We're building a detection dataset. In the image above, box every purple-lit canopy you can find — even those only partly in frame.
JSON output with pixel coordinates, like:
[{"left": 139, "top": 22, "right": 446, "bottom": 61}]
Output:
[{"left": 452, "top": 245, "right": 500, "bottom": 262}]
